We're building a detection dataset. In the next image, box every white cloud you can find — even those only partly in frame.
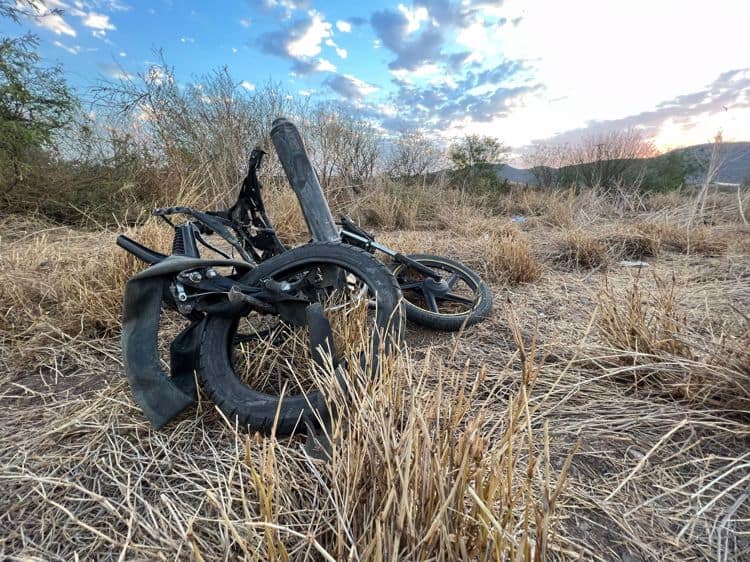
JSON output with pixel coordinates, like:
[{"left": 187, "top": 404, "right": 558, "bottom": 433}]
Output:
[
  {"left": 111, "top": 69, "right": 133, "bottom": 80},
  {"left": 397, "top": 3, "right": 429, "bottom": 34},
  {"left": 53, "top": 40, "right": 81, "bottom": 54},
  {"left": 336, "top": 47, "right": 347, "bottom": 59},
  {"left": 239, "top": 18, "right": 251, "bottom": 28},
  {"left": 335, "top": 20, "right": 351, "bottom": 33},
  {"left": 287, "top": 10, "right": 332, "bottom": 58},
  {"left": 456, "top": 21, "right": 500, "bottom": 64},
  {"left": 119, "top": 51, "right": 127, "bottom": 57},
  {"left": 231, "top": 47, "right": 238, "bottom": 54},
  {"left": 82, "top": 12, "right": 115, "bottom": 31},
  {"left": 299, "top": 89, "right": 313, "bottom": 96},
  {"left": 32, "top": 4, "right": 77, "bottom": 37},
  {"left": 315, "top": 58, "right": 336, "bottom": 72},
  {"left": 180, "top": 36, "right": 195, "bottom": 44},
  {"left": 240, "top": 80, "right": 256, "bottom": 91}
]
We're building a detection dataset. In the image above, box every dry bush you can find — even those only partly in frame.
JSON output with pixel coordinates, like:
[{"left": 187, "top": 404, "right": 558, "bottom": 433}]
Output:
[
  {"left": 487, "top": 228, "right": 543, "bottom": 285},
  {"left": 552, "top": 230, "right": 608, "bottom": 270}
]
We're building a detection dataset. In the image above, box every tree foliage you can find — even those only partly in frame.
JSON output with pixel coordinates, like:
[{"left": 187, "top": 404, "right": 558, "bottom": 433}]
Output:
[
  {"left": 0, "top": 32, "right": 75, "bottom": 187},
  {"left": 448, "top": 134, "right": 509, "bottom": 192},
  {"left": 640, "top": 151, "right": 698, "bottom": 192}
]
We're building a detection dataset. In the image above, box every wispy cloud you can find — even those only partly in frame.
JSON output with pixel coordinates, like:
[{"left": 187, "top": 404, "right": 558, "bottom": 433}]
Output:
[
  {"left": 335, "top": 20, "right": 351, "bottom": 33},
  {"left": 53, "top": 40, "right": 81, "bottom": 54},
  {"left": 536, "top": 69, "right": 750, "bottom": 147},
  {"left": 240, "top": 80, "right": 256, "bottom": 91}
]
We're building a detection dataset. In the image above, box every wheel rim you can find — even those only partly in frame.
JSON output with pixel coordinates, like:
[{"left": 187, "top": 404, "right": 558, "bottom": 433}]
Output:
[{"left": 393, "top": 259, "right": 481, "bottom": 317}]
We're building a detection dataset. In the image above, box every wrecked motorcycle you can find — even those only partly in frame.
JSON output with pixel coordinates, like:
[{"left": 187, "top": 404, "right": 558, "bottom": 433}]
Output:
[{"left": 118, "top": 118, "right": 490, "bottom": 434}]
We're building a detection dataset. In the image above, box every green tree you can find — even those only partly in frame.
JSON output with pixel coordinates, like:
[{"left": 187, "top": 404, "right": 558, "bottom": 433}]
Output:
[
  {"left": 448, "top": 134, "right": 509, "bottom": 192},
  {"left": 640, "top": 151, "right": 698, "bottom": 192},
  {"left": 0, "top": 32, "right": 75, "bottom": 188}
]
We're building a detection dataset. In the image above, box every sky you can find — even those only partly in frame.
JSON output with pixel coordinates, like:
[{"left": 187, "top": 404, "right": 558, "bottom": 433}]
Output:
[{"left": 5, "top": 0, "right": 750, "bottom": 154}]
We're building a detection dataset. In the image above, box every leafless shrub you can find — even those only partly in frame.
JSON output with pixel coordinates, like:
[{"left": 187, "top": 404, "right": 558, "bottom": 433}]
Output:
[{"left": 385, "top": 129, "right": 444, "bottom": 180}]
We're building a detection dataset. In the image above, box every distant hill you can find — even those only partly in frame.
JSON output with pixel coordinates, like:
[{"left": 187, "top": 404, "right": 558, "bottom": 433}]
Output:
[
  {"left": 498, "top": 142, "right": 750, "bottom": 186},
  {"left": 671, "top": 142, "right": 750, "bottom": 185},
  {"left": 496, "top": 164, "right": 536, "bottom": 184}
]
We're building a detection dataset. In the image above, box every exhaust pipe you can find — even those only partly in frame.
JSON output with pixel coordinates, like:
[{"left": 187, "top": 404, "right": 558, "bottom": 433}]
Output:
[{"left": 270, "top": 117, "right": 340, "bottom": 243}]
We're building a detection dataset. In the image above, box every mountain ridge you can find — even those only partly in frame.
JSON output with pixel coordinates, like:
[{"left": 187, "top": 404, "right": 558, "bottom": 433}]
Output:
[{"left": 500, "top": 141, "right": 750, "bottom": 185}]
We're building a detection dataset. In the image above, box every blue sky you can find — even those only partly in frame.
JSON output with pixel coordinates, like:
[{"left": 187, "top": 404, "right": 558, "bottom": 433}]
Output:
[{"left": 6, "top": 0, "right": 750, "bottom": 152}]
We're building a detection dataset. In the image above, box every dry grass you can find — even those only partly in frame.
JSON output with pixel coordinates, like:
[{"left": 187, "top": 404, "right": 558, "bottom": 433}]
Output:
[
  {"left": 486, "top": 227, "right": 543, "bottom": 285},
  {"left": 603, "top": 230, "right": 659, "bottom": 261},
  {"left": 2, "top": 184, "right": 750, "bottom": 561},
  {"left": 596, "top": 271, "right": 750, "bottom": 410},
  {"left": 552, "top": 230, "right": 609, "bottom": 270}
]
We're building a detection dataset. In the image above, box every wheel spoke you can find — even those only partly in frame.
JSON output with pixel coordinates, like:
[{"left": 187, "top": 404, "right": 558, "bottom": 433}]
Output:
[
  {"left": 439, "top": 292, "right": 475, "bottom": 305},
  {"left": 447, "top": 272, "right": 459, "bottom": 288},
  {"left": 424, "top": 290, "right": 439, "bottom": 312}
]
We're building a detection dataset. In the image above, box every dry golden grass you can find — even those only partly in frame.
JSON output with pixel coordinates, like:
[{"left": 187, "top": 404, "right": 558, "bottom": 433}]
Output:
[
  {"left": 552, "top": 230, "right": 609, "bottom": 270},
  {"left": 596, "top": 272, "right": 750, "bottom": 409},
  {"left": 601, "top": 228, "right": 661, "bottom": 261},
  {"left": 490, "top": 187, "right": 575, "bottom": 228},
  {"left": 486, "top": 228, "right": 543, "bottom": 285},
  {"left": 2, "top": 185, "right": 750, "bottom": 561}
]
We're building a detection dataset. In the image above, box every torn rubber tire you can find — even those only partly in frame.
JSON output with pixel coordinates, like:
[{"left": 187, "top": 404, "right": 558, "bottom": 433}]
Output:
[{"left": 198, "top": 242, "right": 403, "bottom": 435}]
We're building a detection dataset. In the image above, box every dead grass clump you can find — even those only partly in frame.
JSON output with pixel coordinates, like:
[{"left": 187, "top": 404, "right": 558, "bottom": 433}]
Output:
[
  {"left": 602, "top": 228, "right": 660, "bottom": 261},
  {"left": 265, "top": 186, "right": 308, "bottom": 243},
  {"left": 595, "top": 273, "right": 750, "bottom": 409},
  {"left": 487, "top": 229, "right": 543, "bottom": 285},
  {"left": 491, "top": 187, "right": 574, "bottom": 228},
  {"left": 0, "top": 218, "right": 172, "bottom": 340},
  {"left": 347, "top": 180, "right": 443, "bottom": 230},
  {"left": 597, "top": 273, "right": 691, "bottom": 358},
  {"left": 552, "top": 230, "right": 608, "bottom": 270},
  {"left": 662, "top": 224, "right": 727, "bottom": 255}
]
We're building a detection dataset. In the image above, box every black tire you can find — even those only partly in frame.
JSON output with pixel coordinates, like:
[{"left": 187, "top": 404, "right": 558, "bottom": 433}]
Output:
[
  {"left": 199, "top": 242, "right": 403, "bottom": 435},
  {"left": 391, "top": 254, "right": 492, "bottom": 331}
]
